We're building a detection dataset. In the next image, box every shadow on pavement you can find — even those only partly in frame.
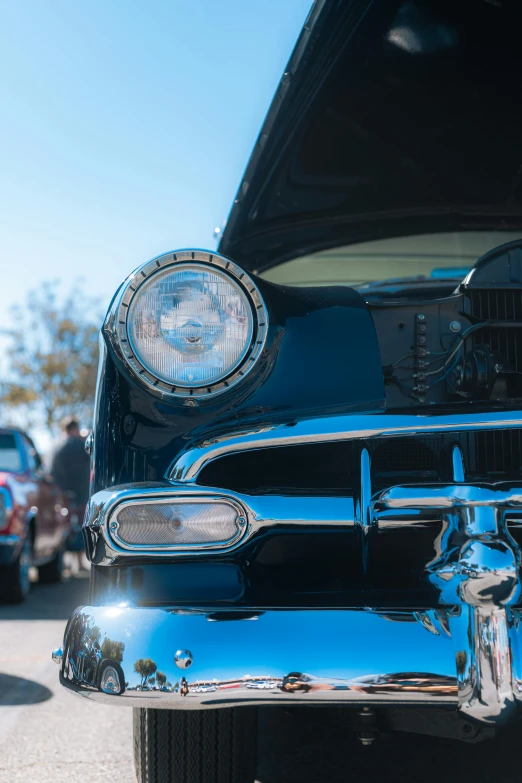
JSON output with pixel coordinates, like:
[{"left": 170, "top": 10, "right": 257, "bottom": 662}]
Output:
[
  {"left": 0, "top": 673, "right": 53, "bottom": 706},
  {"left": 0, "top": 572, "right": 90, "bottom": 620}
]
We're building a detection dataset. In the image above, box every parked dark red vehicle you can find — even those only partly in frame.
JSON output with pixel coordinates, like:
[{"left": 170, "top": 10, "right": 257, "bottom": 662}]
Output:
[{"left": 0, "top": 427, "right": 70, "bottom": 602}]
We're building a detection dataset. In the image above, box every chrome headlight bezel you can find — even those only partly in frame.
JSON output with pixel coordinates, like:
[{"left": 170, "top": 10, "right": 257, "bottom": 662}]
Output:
[{"left": 109, "top": 249, "right": 269, "bottom": 400}]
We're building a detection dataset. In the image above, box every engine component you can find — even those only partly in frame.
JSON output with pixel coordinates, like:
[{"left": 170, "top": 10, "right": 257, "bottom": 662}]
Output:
[{"left": 453, "top": 346, "right": 510, "bottom": 400}]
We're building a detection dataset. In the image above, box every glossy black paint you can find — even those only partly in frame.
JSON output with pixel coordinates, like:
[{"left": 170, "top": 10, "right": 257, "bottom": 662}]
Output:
[
  {"left": 88, "top": 520, "right": 445, "bottom": 609},
  {"left": 219, "top": 0, "right": 522, "bottom": 271},
  {"left": 92, "top": 277, "right": 384, "bottom": 493},
  {"left": 90, "top": 561, "right": 245, "bottom": 605}
]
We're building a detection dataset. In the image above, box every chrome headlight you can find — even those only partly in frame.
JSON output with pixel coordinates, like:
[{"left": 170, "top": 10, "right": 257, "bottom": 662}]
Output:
[{"left": 113, "top": 250, "right": 268, "bottom": 399}]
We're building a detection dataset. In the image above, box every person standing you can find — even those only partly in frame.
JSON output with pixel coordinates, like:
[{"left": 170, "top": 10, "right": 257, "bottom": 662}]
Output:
[
  {"left": 51, "top": 417, "right": 91, "bottom": 567},
  {"left": 50, "top": 417, "right": 90, "bottom": 505}
]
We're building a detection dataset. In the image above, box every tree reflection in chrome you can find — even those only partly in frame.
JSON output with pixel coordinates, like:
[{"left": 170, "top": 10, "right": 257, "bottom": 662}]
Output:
[{"left": 134, "top": 658, "right": 157, "bottom": 689}]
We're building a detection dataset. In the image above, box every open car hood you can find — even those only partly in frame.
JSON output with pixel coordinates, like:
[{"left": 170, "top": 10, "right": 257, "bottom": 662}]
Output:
[{"left": 219, "top": 0, "right": 522, "bottom": 274}]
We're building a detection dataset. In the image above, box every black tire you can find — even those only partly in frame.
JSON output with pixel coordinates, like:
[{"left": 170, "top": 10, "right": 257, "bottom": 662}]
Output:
[
  {"left": 133, "top": 707, "right": 257, "bottom": 783},
  {"left": 38, "top": 546, "right": 64, "bottom": 584},
  {"left": 1, "top": 536, "right": 32, "bottom": 603},
  {"left": 97, "top": 659, "right": 126, "bottom": 695}
]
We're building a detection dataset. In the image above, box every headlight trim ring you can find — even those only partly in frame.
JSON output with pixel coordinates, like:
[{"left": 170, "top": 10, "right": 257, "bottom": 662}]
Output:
[{"left": 112, "top": 249, "right": 269, "bottom": 400}]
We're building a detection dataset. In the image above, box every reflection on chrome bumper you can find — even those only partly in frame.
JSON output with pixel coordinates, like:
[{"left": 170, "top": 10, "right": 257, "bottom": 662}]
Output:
[
  {"left": 59, "top": 606, "right": 463, "bottom": 709},
  {"left": 58, "top": 605, "right": 522, "bottom": 723}
]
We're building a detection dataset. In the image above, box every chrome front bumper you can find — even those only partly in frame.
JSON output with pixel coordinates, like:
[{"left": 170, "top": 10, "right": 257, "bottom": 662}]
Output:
[
  {"left": 57, "top": 603, "right": 522, "bottom": 724},
  {"left": 58, "top": 605, "right": 459, "bottom": 708}
]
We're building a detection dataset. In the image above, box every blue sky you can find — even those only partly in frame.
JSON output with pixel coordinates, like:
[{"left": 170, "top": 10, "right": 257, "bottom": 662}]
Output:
[{"left": 0, "top": 0, "right": 312, "bottom": 327}]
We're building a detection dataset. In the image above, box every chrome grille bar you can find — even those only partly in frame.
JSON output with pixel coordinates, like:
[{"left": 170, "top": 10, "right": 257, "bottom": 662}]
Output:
[{"left": 169, "top": 409, "right": 522, "bottom": 482}]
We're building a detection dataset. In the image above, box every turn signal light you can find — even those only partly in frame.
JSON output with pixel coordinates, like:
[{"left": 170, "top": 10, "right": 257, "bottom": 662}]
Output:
[{"left": 108, "top": 497, "right": 246, "bottom": 552}]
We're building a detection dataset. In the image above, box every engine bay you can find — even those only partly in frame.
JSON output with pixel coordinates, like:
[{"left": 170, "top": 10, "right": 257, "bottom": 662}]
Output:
[{"left": 367, "top": 239, "right": 522, "bottom": 407}]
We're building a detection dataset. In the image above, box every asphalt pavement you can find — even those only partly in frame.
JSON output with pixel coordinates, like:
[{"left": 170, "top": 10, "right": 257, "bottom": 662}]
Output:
[
  {"left": 2, "top": 563, "right": 522, "bottom": 783},
  {"left": 0, "top": 559, "right": 134, "bottom": 783}
]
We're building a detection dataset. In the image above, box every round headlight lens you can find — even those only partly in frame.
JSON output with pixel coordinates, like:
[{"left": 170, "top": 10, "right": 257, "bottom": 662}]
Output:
[{"left": 128, "top": 264, "right": 254, "bottom": 387}]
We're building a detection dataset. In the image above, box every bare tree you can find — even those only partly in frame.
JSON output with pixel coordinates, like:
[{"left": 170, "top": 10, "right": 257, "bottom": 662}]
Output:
[{"left": 0, "top": 281, "right": 101, "bottom": 434}]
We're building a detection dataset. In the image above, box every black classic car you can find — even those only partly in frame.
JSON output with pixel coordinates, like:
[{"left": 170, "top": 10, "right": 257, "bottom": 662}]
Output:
[{"left": 53, "top": 1, "right": 522, "bottom": 780}]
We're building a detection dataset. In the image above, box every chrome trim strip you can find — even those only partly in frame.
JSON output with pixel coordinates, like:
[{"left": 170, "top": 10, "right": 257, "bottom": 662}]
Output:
[
  {"left": 451, "top": 444, "right": 465, "bottom": 483},
  {"left": 353, "top": 447, "right": 373, "bottom": 574},
  {"left": 59, "top": 605, "right": 459, "bottom": 709},
  {"left": 85, "top": 485, "right": 353, "bottom": 563},
  {"left": 169, "top": 409, "right": 522, "bottom": 482},
  {"left": 356, "top": 447, "right": 372, "bottom": 534},
  {"left": 376, "top": 484, "right": 522, "bottom": 509}
]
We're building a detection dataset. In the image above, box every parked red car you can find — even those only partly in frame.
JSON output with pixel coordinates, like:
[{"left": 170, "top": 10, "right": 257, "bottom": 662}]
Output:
[{"left": 0, "top": 427, "right": 70, "bottom": 602}]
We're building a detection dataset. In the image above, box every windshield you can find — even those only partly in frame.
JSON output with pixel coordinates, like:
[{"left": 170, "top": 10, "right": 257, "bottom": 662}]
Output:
[
  {"left": 260, "top": 231, "right": 522, "bottom": 287},
  {"left": 0, "top": 432, "right": 23, "bottom": 472}
]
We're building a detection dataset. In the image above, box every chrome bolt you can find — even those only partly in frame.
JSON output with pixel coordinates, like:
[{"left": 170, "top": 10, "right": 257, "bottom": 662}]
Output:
[
  {"left": 109, "top": 521, "right": 118, "bottom": 531},
  {"left": 123, "top": 415, "right": 136, "bottom": 436},
  {"left": 238, "top": 516, "right": 246, "bottom": 527},
  {"left": 174, "top": 650, "right": 193, "bottom": 669},
  {"left": 450, "top": 320, "right": 462, "bottom": 333},
  {"left": 357, "top": 708, "right": 377, "bottom": 746}
]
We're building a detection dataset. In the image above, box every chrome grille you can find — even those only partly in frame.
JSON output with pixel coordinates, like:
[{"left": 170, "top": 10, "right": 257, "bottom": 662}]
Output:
[{"left": 197, "top": 429, "right": 522, "bottom": 492}]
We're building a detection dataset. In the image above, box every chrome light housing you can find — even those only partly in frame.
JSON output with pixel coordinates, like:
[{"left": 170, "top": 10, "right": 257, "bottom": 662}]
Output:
[
  {"left": 108, "top": 496, "right": 247, "bottom": 552},
  {"left": 112, "top": 250, "right": 268, "bottom": 399}
]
